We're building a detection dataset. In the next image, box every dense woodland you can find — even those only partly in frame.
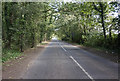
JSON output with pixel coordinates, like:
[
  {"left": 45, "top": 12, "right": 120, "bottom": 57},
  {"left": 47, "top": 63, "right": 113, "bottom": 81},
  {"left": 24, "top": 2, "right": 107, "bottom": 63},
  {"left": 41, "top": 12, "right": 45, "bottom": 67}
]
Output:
[
  {"left": 2, "top": 2, "right": 55, "bottom": 51},
  {"left": 2, "top": 2, "right": 120, "bottom": 62},
  {"left": 55, "top": 2, "right": 120, "bottom": 53}
]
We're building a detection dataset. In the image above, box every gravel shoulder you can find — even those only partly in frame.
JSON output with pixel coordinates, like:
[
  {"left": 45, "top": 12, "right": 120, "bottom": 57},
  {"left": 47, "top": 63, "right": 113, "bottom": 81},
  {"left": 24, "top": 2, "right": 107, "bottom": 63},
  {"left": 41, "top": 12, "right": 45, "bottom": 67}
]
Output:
[{"left": 2, "top": 41, "right": 49, "bottom": 79}]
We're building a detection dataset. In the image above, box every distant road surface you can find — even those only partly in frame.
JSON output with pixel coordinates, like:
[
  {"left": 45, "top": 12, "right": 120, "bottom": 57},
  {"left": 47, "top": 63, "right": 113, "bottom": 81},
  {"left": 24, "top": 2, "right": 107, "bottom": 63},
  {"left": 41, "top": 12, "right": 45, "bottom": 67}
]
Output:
[{"left": 21, "top": 39, "right": 118, "bottom": 80}]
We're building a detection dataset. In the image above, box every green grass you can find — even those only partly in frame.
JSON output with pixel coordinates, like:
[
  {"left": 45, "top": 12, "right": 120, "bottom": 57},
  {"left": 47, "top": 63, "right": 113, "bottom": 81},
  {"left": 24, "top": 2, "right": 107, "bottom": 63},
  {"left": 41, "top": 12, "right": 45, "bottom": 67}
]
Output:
[
  {"left": 2, "top": 49, "right": 23, "bottom": 63},
  {"left": 65, "top": 40, "right": 119, "bottom": 54},
  {"left": 40, "top": 43, "right": 48, "bottom": 45},
  {"left": 84, "top": 43, "right": 119, "bottom": 54}
]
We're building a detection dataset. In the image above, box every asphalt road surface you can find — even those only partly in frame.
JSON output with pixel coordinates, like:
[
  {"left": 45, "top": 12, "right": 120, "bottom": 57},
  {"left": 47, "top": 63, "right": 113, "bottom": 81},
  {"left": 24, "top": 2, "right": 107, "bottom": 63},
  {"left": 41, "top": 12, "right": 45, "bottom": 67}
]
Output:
[{"left": 21, "top": 39, "right": 118, "bottom": 80}]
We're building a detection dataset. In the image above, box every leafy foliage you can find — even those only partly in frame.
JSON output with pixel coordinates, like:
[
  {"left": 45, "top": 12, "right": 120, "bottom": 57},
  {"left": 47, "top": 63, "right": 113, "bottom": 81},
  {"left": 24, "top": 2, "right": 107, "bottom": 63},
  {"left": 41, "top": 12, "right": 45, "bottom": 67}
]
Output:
[
  {"left": 2, "top": 49, "right": 22, "bottom": 63},
  {"left": 55, "top": 2, "right": 120, "bottom": 53},
  {"left": 2, "top": 2, "right": 56, "bottom": 62},
  {"left": 2, "top": 2, "right": 54, "bottom": 51},
  {"left": 2, "top": 2, "right": 120, "bottom": 63}
]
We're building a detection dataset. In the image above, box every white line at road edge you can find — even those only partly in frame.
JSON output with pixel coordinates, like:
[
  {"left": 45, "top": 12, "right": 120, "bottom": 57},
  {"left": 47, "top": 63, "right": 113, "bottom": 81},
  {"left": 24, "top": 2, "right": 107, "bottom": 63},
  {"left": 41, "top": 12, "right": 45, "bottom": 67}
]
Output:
[{"left": 70, "top": 56, "right": 95, "bottom": 81}]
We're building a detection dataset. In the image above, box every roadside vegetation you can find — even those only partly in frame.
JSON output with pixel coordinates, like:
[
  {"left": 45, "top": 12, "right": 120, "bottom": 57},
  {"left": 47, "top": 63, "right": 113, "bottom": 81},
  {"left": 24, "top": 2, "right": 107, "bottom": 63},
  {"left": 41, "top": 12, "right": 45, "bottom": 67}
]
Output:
[
  {"left": 2, "top": 2, "right": 55, "bottom": 62},
  {"left": 2, "top": 49, "right": 22, "bottom": 63},
  {"left": 2, "top": 2, "right": 120, "bottom": 63},
  {"left": 55, "top": 2, "right": 120, "bottom": 54}
]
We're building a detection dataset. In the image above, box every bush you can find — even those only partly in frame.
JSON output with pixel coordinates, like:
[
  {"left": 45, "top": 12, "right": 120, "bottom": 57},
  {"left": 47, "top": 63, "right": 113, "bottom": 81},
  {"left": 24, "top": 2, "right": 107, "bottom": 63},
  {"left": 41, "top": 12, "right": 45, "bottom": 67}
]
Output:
[
  {"left": 83, "top": 34, "right": 119, "bottom": 53},
  {"left": 2, "top": 49, "right": 23, "bottom": 63}
]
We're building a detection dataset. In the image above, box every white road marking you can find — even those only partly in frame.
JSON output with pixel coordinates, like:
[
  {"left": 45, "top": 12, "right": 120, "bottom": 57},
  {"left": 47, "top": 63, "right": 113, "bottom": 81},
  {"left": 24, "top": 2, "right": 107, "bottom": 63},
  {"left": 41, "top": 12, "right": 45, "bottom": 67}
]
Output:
[
  {"left": 70, "top": 56, "right": 95, "bottom": 81},
  {"left": 61, "top": 45, "right": 67, "bottom": 52},
  {"left": 58, "top": 42, "right": 67, "bottom": 52},
  {"left": 58, "top": 41, "right": 94, "bottom": 80}
]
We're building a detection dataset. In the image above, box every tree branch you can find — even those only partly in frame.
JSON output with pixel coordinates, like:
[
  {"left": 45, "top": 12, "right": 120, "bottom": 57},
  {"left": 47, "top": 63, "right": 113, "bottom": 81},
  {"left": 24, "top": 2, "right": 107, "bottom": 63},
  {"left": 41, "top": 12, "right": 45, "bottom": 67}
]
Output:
[{"left": 93, "top": 2, "right": 101, "bottom": 13}]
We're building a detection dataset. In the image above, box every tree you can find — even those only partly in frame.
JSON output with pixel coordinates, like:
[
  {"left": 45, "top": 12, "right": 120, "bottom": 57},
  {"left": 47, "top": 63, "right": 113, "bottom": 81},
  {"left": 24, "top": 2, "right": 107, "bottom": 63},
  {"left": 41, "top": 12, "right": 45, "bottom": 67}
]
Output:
[
  {"left": 93, "top": 2, "right": 109, "bottom": 39},
  {"left": 2, "top": 2, "right": 54, "bottom": 52}
]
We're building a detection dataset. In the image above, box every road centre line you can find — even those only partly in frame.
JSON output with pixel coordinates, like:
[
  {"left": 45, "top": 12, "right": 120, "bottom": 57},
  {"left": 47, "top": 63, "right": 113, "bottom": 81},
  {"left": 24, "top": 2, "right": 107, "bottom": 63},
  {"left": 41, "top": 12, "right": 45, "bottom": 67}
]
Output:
[
  {"left": 58, "top": 42, "right": 67, "bottom": 52},
  {"left": 61, "top": 45, "right": 67, "bottom": 52},
  {"left": 58, "top": 41, "right": 94, "bottom": 81},
  {"left": 70, "top": 56, "right": 95, "bottom": 81}
]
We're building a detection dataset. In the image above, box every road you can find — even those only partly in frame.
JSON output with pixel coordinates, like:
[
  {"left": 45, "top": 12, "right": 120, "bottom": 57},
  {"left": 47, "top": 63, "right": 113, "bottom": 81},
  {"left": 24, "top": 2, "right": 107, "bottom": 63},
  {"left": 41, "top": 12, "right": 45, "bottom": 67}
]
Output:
[{"left": 21, "top": 39, "right": 118, "bottom": 80}]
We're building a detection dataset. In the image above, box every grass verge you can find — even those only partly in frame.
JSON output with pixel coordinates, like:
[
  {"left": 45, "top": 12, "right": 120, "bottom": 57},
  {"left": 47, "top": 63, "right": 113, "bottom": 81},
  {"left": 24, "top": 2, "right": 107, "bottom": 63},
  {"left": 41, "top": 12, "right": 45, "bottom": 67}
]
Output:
[
  {"left": 2, "top": 49, "right": 23, "bottom": 63},
  {"left": 2, "top": 41, "right": 49, "bottom": 63}
]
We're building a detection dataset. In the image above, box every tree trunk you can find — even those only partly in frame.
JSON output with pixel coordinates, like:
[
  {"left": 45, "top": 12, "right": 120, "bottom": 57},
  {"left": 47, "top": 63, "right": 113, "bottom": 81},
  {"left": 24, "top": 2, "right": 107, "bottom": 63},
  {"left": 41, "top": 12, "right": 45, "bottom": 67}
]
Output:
[
  {"left": 101, "top": 13, "right": 106, "bottom": 39},
  {"left": 31, "top": 29, "right": 35, "bottom": 48},
  {"left": 100, "top": 3, "right": 106, "bottom": 39},
  {"left": 109, "top": 25, "right": 112, "bottom": 40},
  {"left": 84, "top": 25, "right": 86, "bottom": 35},
  {"left": 20, "top": 34, "right": 23, "bottom": 52}
]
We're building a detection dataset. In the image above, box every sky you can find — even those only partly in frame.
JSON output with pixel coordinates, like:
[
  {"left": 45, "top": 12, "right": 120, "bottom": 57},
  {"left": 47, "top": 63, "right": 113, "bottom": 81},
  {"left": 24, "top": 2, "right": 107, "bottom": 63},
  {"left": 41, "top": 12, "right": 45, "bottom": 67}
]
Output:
[{"left": 64, "top": 0, "right": 72, "bottom": 2}]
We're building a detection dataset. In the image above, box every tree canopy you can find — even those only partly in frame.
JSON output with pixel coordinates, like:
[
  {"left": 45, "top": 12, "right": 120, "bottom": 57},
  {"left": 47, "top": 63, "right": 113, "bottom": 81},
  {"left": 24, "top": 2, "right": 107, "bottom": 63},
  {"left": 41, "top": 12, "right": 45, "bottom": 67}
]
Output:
[{"left": 2, "top": 2, "right": 120, "bottom": 53}]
